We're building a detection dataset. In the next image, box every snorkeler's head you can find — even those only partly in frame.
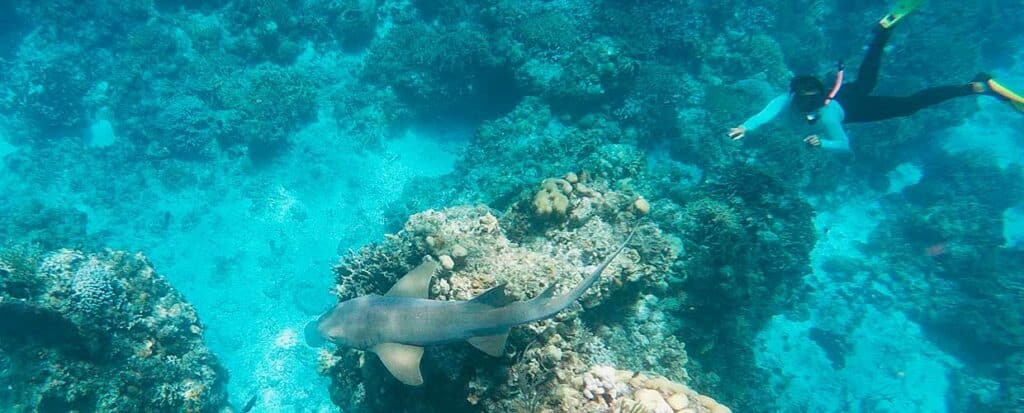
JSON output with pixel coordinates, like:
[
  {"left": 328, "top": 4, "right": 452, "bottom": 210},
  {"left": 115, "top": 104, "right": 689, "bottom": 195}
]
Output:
[{"left": 790, "top": 75, "right": 826, "bottom": 114}]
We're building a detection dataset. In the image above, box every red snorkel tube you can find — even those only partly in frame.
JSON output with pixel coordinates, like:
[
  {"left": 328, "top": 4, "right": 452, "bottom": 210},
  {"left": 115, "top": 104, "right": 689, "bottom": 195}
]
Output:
[{"left": 824, "top": 61, "right": 845, "bottom": 105}]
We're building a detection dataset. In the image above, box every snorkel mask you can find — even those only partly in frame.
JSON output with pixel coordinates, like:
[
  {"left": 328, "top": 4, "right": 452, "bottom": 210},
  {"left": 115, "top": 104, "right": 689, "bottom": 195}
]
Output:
[
  {"left": 794, "top": 92, "right": 825, "bottom": 120},
  {"left": 791, "top": 62, "right": 845, "bottom": 123}
]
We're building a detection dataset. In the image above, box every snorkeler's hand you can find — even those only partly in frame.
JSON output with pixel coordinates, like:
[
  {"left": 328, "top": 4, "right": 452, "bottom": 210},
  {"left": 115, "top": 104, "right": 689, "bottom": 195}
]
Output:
[
  {"left": 804, "top": 135, "right": 821, "bottom": 147},
  {"left": 728, "top": 126, "right": 746, "bottom": 140}
]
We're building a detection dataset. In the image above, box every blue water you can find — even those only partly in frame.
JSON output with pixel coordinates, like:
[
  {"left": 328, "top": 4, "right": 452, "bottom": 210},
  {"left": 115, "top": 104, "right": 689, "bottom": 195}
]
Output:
[{"left": 1, "top": 1, "right": 1022, "bottom": 412}]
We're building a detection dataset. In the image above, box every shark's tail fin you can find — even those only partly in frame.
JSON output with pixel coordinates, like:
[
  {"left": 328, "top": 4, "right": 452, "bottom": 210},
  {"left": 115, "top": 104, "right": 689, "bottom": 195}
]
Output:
[{"left": 526, "top": 228, "right": 638, "bottom": 322}]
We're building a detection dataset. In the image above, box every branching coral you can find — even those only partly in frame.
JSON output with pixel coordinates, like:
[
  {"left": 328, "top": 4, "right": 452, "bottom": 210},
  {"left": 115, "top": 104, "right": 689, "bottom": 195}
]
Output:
[
  {"left": 15, "top": 60, "right": 93, "bottom": 135},
  {"left": 211, "top": 65, "right": 319, "bottom": 160},
  {"left": 0, "top": 245, "right": 43, "bottom": 299},
  {"left": 361, "top": 21, "right": 515, "bottom": 118},
  {"left": 143, "top": 94, "right": 222, "bottom": 159},
  {"left": 515, "top": 36, "right": 640, "bottom": 110}
]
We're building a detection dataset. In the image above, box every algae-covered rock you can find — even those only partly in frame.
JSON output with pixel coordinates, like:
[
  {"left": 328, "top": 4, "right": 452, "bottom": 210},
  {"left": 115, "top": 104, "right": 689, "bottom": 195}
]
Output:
[{"left": 0, "top": 248, "right": 230, "bottom": 412}]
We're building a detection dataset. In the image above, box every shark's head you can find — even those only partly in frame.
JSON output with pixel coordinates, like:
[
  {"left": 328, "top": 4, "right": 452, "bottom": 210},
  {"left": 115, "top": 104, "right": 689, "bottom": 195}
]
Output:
[{"left": 309, "top": 296, "right": 377, "bottom": 350}]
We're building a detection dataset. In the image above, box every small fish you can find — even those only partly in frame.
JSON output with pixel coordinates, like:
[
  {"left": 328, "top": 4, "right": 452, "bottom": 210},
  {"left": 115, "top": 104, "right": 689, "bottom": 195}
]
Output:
[{"left": 924, "top": 242, "right": 946, "bottom": 257}]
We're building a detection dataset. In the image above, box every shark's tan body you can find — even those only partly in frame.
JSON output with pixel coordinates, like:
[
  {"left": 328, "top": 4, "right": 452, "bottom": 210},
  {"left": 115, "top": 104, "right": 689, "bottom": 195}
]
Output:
[{"left": 311, "top": 231, "right": 635, "bottom": 385}]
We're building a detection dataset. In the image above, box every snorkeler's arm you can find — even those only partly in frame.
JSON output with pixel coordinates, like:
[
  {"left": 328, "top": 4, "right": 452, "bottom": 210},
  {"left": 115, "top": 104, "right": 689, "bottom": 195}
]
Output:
[
  {"left": 819, "top": 116, "right": 851, "bottom": 153},
  {"left": 741, "top": 94, "right": 790, "bottom": 131}
]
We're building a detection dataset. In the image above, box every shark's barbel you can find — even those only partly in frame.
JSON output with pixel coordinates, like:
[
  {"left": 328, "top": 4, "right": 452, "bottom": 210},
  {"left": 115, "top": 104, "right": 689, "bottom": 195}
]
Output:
[{"left": 308, "top": 229, "right": 637, "bottom": 385}]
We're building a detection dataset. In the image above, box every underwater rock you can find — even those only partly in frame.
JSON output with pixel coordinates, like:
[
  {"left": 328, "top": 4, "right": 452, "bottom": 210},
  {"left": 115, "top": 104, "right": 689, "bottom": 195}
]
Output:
[{"left": 0, "top": 248, "right": 230, "bottom": 412}]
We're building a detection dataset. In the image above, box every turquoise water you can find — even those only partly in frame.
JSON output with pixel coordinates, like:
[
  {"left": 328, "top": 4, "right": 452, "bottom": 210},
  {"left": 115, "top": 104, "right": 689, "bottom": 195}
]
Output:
[{"left": 1, "top": 1, "right": 1022, "bottom": 412}]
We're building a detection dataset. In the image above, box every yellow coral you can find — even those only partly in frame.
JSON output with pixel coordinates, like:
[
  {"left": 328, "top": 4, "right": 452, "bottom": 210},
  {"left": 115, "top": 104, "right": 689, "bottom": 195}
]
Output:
[
  {"left": 633, "top": 197, "right": 650, "bottom": 215},
  {"left": 533, "top": 178, "right": 572, "bottom": 216}
]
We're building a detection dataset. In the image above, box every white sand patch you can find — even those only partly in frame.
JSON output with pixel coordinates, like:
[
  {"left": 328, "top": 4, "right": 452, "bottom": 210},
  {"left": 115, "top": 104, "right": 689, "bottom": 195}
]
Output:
[{"left": 274, "top": 328, "right": 300, "bottom": 349}]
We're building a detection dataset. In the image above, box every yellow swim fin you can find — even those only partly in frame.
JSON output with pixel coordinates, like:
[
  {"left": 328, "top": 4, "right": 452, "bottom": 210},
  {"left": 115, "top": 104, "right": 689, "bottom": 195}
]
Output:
[
  {"left": 879, "top": 0, "right": 926, "bottom": 29},
  {"left": 987, "top": 79, "right": 1024, "bottom": 106},
  {"left": 978, "top": 76, "right": 1024, "bottom": 113}
]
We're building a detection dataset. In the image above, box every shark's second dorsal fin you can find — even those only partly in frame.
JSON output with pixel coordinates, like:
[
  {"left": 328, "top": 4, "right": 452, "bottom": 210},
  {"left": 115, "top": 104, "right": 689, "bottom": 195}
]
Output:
[
  {"left": 468, "top": 284, "right": 514, "bottom": 307},
  {"left": 468, "top": 330, "right": 510, "bottom": 356},
  {"left": 373, "top": 342, "right": 425, "bottom": 386},
  {"left": 536, "top": 283, "right": 558, "bottom": 301},
  {"left": 387, "top": 261, "right": 439, "bottom": 298}
]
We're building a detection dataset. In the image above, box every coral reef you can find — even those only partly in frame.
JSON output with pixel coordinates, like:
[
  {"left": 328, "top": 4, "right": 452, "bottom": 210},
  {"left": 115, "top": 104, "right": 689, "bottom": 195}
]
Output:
[
  {"left": 1, "top": 1, "right": 1019, "bottom": 412},
  {"left": 0, "top": 248, "right": 230, "bottom": 412},
  {"left": 649, "top": 161, "right": 815, "bottom": 409},
  {"left": 320, "top": 173, "right": 705, "bottom": 412}
]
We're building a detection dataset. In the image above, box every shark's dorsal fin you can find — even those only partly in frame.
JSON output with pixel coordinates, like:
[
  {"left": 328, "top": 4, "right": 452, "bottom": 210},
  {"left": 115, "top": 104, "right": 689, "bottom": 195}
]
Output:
[
  {"left": 373, "top": 342, "right": 425, "bottom": 386},
  {"left": 467, "top": 330, "right": 510, "bottom": 356},
  {"left": 536, "top": 283, "right": 558, "bottom": 300},
  {"left": 387, "top": 261, "right": 439, "bottom": 298},
  {"left": 468, "top": 284, "right": 514, "bottom": 307}
]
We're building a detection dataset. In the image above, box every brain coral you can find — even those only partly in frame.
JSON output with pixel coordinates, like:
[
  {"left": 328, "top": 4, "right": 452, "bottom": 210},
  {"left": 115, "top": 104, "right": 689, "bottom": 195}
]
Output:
[{"left": 68, "top": 258, "right": 125, "bottom": 329}]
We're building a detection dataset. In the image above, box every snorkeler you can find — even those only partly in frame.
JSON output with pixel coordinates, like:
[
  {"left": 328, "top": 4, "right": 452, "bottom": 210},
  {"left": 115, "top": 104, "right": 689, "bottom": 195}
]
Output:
[{"left": 727, "top": 1, "right": 1024, "bottom": 153}]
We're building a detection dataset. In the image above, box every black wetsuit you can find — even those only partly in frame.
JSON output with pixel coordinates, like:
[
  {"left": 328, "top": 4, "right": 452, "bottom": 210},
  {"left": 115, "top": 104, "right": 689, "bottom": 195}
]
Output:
[{"left": 836, "top": 28, "right": 975, "bottom": 124}]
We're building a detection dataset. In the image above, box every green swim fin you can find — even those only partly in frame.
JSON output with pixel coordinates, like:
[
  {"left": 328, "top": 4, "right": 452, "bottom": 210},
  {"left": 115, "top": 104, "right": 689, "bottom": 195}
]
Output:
[{"left": 879, "top": 0, "right": 925, "bottom": 29}]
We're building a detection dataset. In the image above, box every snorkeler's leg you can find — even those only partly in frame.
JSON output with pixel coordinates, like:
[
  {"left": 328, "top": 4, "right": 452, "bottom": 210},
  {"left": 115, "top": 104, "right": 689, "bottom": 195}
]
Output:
[
  {"left": 852, "top": 1, "right": 924, "bottom": 94},
  {"left": 846, "top": 27, "right": 893, "bottom": 96},
  {"left": 973, "top": 73, "right": 1024, "bottom": 112},
  {"left": 879, "top": 0, "right": 925, "bottom": 29},
  {"left": 842, "top": 86, "right": 975, "bottom": 123}
]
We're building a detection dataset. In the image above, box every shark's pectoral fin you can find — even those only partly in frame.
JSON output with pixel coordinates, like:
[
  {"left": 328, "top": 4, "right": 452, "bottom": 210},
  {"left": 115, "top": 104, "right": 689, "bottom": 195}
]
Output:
[
  {"left": 467, "top": 329, "right": 510, "bottom": 356},
  {"left": 387, "top": 261, "right": 439, "bottom": 298},
  {"left": 373, "top": 342, "right": 425, "bottom": 386}
]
